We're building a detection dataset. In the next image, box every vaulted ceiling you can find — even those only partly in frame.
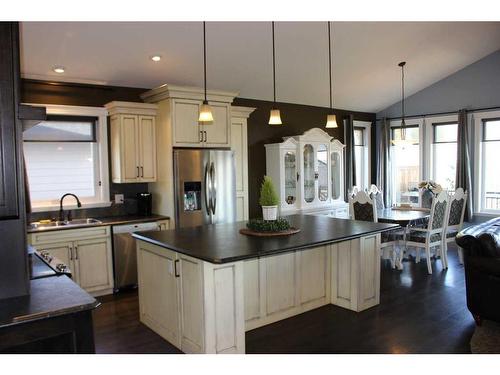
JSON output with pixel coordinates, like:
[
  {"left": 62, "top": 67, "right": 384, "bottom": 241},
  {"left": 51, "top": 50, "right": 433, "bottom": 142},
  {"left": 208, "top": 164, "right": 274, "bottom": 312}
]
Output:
[{"left": 20, "top": 21, "right": 500, "bottom": 113}]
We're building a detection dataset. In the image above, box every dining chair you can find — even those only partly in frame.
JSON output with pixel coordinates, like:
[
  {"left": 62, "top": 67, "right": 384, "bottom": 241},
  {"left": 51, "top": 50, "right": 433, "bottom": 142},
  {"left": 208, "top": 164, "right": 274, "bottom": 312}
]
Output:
[
  {"left": 349, "top": 191, "right": 400, "bottom": 269},
  {"left": 442, "top": 188, "right": 468, "bottom": 267},
  {"left": 405, "top": 191, "right": 449, "bottom": 274},
  {"left": 349, "top": 186, "right": 360, "bottom": 198},
  {"left": 369, "top": 184, "right": 385, "bottom": 210}
]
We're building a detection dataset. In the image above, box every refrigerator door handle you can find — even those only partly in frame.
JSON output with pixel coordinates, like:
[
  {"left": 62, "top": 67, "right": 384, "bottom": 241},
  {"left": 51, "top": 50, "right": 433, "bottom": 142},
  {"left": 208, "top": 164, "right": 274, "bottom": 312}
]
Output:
[
  {"left": 204, "top": 162, "right": 212, "bottom": 215},
  {"left": 210, "top": 162, "right": 216, "bottom": 215}
]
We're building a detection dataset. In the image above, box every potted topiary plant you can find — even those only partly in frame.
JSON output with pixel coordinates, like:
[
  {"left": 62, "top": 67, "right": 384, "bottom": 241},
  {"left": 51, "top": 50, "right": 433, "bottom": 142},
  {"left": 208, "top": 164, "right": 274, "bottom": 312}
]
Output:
[{"left": 259, "top": 176, "right": 279, "bottom": 221}]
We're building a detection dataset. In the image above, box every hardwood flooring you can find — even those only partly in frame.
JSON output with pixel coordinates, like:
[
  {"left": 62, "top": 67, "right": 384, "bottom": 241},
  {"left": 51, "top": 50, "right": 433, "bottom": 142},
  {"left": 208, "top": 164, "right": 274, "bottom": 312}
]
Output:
[{"left": 93, "top": 243, "right": 475, "bottom": 354}]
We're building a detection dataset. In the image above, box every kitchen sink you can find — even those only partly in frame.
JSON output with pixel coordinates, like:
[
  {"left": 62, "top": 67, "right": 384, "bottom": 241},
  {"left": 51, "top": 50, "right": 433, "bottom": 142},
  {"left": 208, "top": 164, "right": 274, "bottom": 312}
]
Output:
[{"left": 29, "top": 218, "right": 102, "bottom": 231}]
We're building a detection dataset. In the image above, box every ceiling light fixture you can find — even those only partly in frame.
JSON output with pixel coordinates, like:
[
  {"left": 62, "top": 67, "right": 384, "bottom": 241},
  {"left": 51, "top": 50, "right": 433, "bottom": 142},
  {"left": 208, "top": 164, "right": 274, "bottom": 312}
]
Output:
[
  {"left": 198, "top": 21, "right": 214, "bottom": 123},
  {"left": 325, "top": 22, "right": 338, "bottom": 129},
  {"left": 53, "top": 66, "right": 65, "bottom": 74},
  {"left": 151, "top": 55, "right": 161, "bottom": 62},
  {"left": 392, "top": 61, "right": 412, "bottom": 147},
  {"left": 268, "top": 21, "right": 282, "bottom": 126}
]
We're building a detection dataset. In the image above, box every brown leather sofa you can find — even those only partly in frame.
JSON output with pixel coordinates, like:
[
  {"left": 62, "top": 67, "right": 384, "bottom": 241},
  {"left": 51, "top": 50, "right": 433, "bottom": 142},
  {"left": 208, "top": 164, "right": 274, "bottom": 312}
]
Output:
[{"left": 456, "top": 217, "right": 500, "bottom": 325}]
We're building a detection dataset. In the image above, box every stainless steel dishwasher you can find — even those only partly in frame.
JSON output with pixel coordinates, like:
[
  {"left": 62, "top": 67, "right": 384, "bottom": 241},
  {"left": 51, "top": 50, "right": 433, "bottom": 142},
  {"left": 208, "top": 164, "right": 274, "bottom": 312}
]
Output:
[{"left": 112, "top": 221, "right": 160, "bottom": 291}]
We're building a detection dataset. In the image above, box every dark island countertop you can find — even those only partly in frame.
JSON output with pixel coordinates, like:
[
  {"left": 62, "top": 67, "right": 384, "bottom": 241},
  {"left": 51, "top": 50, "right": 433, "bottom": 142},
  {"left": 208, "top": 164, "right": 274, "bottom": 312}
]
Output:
[
  {"left": 133, "top": 214, "right": 399, "bottom": 264},
  {"left": 0, "top": 276, "right": 99, "bottom": 329},
  {"left": 27, "top": 214, "right": 170, "bottom": 233}
]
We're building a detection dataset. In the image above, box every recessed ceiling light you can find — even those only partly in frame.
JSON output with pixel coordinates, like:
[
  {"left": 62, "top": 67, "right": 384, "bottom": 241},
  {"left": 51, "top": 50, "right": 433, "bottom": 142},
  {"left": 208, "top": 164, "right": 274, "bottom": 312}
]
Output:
[
  {"left": 53, "top": 66, "right": 65, "bottom": 74},
  {"left": 150, "top": 55, "right": 161, "bottom": 62}
]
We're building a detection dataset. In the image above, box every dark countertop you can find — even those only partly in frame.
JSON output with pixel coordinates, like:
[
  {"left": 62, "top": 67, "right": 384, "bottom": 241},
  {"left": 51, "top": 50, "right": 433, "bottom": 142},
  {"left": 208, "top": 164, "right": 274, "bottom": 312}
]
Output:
[
  {"left": 133, "top": 214, "right": 399, "bottom": 264},
  {"left": 27, "top": 214, "right": 170, "bottom": 233},
  {"left": 0, "top": 276, "right": 99, "bottom": 329}
]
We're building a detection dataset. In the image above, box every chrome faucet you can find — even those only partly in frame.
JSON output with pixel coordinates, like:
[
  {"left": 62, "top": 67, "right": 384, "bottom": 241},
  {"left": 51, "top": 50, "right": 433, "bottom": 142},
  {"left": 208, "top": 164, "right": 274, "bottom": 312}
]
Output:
[{"left": 59, "top": 193, "right": 82, "bottom": 222}]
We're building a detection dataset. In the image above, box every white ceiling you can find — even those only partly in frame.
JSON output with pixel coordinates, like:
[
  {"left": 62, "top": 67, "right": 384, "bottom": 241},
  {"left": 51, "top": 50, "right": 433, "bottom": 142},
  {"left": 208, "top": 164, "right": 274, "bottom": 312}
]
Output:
[{"left": 20, "top": 21, "right": 500, "bottom": 113}]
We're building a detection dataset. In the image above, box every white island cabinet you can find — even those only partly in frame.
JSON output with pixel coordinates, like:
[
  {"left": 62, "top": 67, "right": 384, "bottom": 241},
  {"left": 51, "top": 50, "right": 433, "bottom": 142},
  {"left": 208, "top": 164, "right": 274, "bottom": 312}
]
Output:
[{"left": 134, "top": 215, "right": 395, "bottom": 354}]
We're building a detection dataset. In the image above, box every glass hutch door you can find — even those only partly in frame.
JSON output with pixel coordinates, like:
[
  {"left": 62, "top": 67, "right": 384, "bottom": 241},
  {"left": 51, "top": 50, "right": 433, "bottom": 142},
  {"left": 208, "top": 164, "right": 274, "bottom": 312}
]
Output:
[
  {"left": 303, "top": 144, "right": 315, "bottom": 203},
  {"left": 331, "top": 151, "right": 341, "bottom": 201},
  {"left": 317, "top": 144, "right": 328, "bottom": 202},
  {"left": 284, "top": 150, "right": 297, "bottom": 206}
]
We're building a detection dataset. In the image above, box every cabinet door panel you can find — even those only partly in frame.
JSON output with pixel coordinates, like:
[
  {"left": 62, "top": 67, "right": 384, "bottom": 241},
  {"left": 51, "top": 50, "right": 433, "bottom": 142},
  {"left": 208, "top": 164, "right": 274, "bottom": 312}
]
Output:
[
  {"left": 179, "top": 254, "right": 204, "bottom": 353},
  {"left": 74, "top": 238, "right": 113, "bottom": 292},
  {"left": 204, "top": 103, "right": 229, "bottom": 147},
  {"left": 138, "top": 115, "right": 157, "bottom": 181},
  {"left": 121, "top": 115, "right": 139, "bottom": 181},
  {"left": 173, "top": 100, "right": 201, "bottom": 146},
  {"left": 298, "top": 246, "right": 328, "bottom": 304},
  {"left": 265, "top": 252, "right": 296, "bottom": 315},
  {"left": 137, "top": 244, "right": 180, "bottom": 347}
]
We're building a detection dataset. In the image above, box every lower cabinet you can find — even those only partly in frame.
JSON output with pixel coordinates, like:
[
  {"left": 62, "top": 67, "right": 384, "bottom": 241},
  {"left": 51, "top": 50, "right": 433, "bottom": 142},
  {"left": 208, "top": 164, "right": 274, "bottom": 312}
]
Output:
[
  {"left": 244, "top": 245, "right": 331, "bottom": 331},
  {"left": 28, "top": 227, "right": 113, "bottom": 296},
  {"left": 137, "top": 240, "right": 244, "bottom": 354}
]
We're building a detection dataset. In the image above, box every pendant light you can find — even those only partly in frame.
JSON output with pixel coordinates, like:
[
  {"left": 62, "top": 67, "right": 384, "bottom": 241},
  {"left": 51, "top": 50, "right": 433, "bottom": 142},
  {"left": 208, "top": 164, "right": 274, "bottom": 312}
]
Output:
[
  {"left": 198, "top": 21, "right": 214, "bottom": 123},
  {"left": 325, "top": 21, "right": 338, "bottom": 129},
  {"left": 268, "top": 21, "right": 282, "bottom": 125},
  {"left": 392, "top": 61, "right": 412, "bottom": 146}
]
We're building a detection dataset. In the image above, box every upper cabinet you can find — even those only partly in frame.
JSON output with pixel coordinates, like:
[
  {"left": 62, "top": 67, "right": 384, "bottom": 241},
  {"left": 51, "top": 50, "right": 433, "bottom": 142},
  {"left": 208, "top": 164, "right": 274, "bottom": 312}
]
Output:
[
  {"left": 105, "top": 101, "right": 158, "bottom": 183},
  {"left": 141, "top": 84, "right": 237, "bottom": 149},
  {"left": 265, "top": 128, "right": 348, "bottom": 215}
]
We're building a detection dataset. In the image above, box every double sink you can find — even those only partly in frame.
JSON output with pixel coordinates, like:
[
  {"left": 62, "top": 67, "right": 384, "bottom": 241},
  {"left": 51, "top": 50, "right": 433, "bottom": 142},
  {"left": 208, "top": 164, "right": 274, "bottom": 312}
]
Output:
[{"left": 29, "top": 218, "right": 103, "bottom": 231}]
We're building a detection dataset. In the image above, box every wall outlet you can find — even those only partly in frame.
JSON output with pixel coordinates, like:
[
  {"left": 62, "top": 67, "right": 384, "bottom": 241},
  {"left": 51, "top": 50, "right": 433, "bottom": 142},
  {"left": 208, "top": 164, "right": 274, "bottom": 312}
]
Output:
[{"left": 114, "top": 194, "right": 124, "bottom": 204}]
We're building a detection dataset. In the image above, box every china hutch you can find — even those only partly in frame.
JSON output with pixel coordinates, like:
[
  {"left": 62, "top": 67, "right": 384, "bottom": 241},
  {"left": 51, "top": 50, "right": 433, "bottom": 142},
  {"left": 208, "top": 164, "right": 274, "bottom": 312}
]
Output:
[{"left": 265, "top": 128, "right": 348, "bottom": 218}]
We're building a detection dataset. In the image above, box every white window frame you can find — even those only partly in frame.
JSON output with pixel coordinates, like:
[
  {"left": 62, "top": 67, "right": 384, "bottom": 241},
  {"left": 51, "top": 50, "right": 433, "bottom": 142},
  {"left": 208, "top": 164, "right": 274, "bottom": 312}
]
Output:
[
  {"left": 423, "top": 114, "right": 459, "bottom": 192},
  {"left": 25, "top": 103, "right": 111, "bottom": 212},
  {"left": 353, "top": 120, "right": 371, "bottom": 191},
  {"left": 389, "top": 118, "right": 424, "bottom": 204},
  {"left": 473, "top": 110, "right": 500, "bottom": 216}
]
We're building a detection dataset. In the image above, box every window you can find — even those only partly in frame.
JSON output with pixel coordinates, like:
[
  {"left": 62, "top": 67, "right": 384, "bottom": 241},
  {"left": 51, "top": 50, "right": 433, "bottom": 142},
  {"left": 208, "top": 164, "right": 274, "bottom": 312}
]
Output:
[
  {"left": 23, "top": 105, "right": 110, "bottom": 211},
  {"left": 431, "top": 122, "right": 458, "bottom": 192},
  {"left": 390, "top": 124, "right": 421, "bottom": 205},
  {"left": 479, "top": 117, "right": 500, "bottom": 212},
  {"left": 353, "top": 121, "right": 371, "bottom": 191}
]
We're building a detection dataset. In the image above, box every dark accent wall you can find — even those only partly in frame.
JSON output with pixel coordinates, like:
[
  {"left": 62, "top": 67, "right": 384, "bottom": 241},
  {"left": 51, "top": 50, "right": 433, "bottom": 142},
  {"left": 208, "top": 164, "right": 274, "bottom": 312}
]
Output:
[
  {"left": 233, "top": 98, "right": 376, "bottom": 219},
  {"left": 22, "top": 80, "right": 377, "bottom": 220}
]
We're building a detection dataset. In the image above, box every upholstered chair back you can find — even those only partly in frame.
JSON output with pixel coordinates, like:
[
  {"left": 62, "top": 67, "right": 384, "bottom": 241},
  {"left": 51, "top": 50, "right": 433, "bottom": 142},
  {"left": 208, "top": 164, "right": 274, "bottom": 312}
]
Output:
[
  {"left": 429, "top": 191, "right": 449, "bottom": 230},
  {"left": 448, "top": 188, "right": 468, "bottom": 227},
  {"left": 349, "top": 191, "right": 377, "bottom": 222}
]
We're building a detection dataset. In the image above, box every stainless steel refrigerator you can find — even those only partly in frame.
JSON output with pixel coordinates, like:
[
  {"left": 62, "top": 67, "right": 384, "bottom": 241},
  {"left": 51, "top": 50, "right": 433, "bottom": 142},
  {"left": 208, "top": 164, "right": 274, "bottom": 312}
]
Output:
[{"left": 174, "top": 148, "right": 236, "bottom": 228}]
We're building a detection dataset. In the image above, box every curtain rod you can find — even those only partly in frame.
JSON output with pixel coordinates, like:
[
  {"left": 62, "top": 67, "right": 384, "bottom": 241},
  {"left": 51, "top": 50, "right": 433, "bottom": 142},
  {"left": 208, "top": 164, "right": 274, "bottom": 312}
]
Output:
[{"left": 375, "top": 105, "right": 500, "bottom": 122}]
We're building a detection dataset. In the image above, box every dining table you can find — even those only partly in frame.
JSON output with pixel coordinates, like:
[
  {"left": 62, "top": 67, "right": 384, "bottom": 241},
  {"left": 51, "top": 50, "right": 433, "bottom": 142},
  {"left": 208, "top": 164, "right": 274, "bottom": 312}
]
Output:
[{"left": 376, "top": 207, "right": 431, "bottom": 269}]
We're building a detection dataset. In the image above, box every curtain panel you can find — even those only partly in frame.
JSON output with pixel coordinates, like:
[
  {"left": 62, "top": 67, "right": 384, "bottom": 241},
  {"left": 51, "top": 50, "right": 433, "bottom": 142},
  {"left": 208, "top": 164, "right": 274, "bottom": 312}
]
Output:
[
  {"left": 455, "top": 109, "right": 473, "bottom": 221},
  {"left": 344, "top": 114, "right": 356, "bottom": 200},
  {"left": 376, "top": 118, "right": 392, "bottom": 208}
]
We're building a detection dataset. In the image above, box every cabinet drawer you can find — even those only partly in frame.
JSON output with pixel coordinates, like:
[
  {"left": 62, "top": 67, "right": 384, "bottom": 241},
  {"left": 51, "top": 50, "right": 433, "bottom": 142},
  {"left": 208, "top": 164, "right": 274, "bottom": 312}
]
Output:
[{"left": 29, "top": 226, "right": 111, "bottom": 245}]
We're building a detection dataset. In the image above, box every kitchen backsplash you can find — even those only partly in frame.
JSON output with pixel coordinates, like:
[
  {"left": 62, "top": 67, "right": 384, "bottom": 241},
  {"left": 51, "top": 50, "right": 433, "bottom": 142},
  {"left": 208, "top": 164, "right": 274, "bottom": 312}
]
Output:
[{"left": 28, "top": 182, "right": 149, "bottom": 222}]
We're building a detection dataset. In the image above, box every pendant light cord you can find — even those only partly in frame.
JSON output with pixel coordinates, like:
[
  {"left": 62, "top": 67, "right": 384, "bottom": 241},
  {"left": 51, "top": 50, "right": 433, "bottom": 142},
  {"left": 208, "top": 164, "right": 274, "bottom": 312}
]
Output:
[
  {"left": 401, "top": 63, "right": 405, "bottom": 123},
  {"left": 328, "top": 21, "right": 333, "bottom": 111},
  {"left": 272, "top": 21, "right": 276, "bottom": 104},
  {"left": 203, "top": 21, "right": 207, "bottom": 103}
]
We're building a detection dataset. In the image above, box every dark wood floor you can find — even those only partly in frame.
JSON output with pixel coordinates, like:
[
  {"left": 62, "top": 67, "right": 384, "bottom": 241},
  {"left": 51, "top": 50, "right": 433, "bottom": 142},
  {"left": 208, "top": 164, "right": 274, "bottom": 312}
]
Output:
[{"left": 93, "top": 244, "right": 475, "bottom": 354}]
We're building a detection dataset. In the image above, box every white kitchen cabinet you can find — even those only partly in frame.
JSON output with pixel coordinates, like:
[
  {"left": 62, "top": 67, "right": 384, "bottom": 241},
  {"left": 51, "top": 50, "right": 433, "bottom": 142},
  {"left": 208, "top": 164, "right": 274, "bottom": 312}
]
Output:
[
  {"left": 265, "top": 127, "right": 348, "bottom": 217},
  {"left": 137, "top": 243, "right": 181, "bottom": 347},
  {"left": 171, "top": 98, "right": 231, "bottom": 148},
  {"left": 28, "top": 226, "right": 114, "bottom": 296},
  {"left": 106, "top": 101, "right": 158, "bottom": 183},
  {"left": 74, "top": 237, "right": 114, "bottom": 294},
  {"left": 243, "top": 245, "right": 331, "bottom": 331},
  {"left": 231, "top": 106, "right": 255, "bottom": 221},
  {"left": 137, "top": 240, "right": 245, "bottom": 354}
]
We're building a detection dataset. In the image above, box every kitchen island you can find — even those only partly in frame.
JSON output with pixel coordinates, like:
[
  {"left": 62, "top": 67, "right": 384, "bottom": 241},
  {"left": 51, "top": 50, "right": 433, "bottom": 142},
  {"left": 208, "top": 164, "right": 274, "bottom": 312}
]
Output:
[{"left": 133, "top": 215, "right": 398, "bottom": 354}]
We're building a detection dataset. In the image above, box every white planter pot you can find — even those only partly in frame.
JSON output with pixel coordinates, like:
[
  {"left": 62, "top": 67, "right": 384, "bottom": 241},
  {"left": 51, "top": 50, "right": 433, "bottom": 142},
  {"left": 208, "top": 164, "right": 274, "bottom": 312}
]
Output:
[{"left": 262, "top": 205, "right": 278, "bottom": 221}]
